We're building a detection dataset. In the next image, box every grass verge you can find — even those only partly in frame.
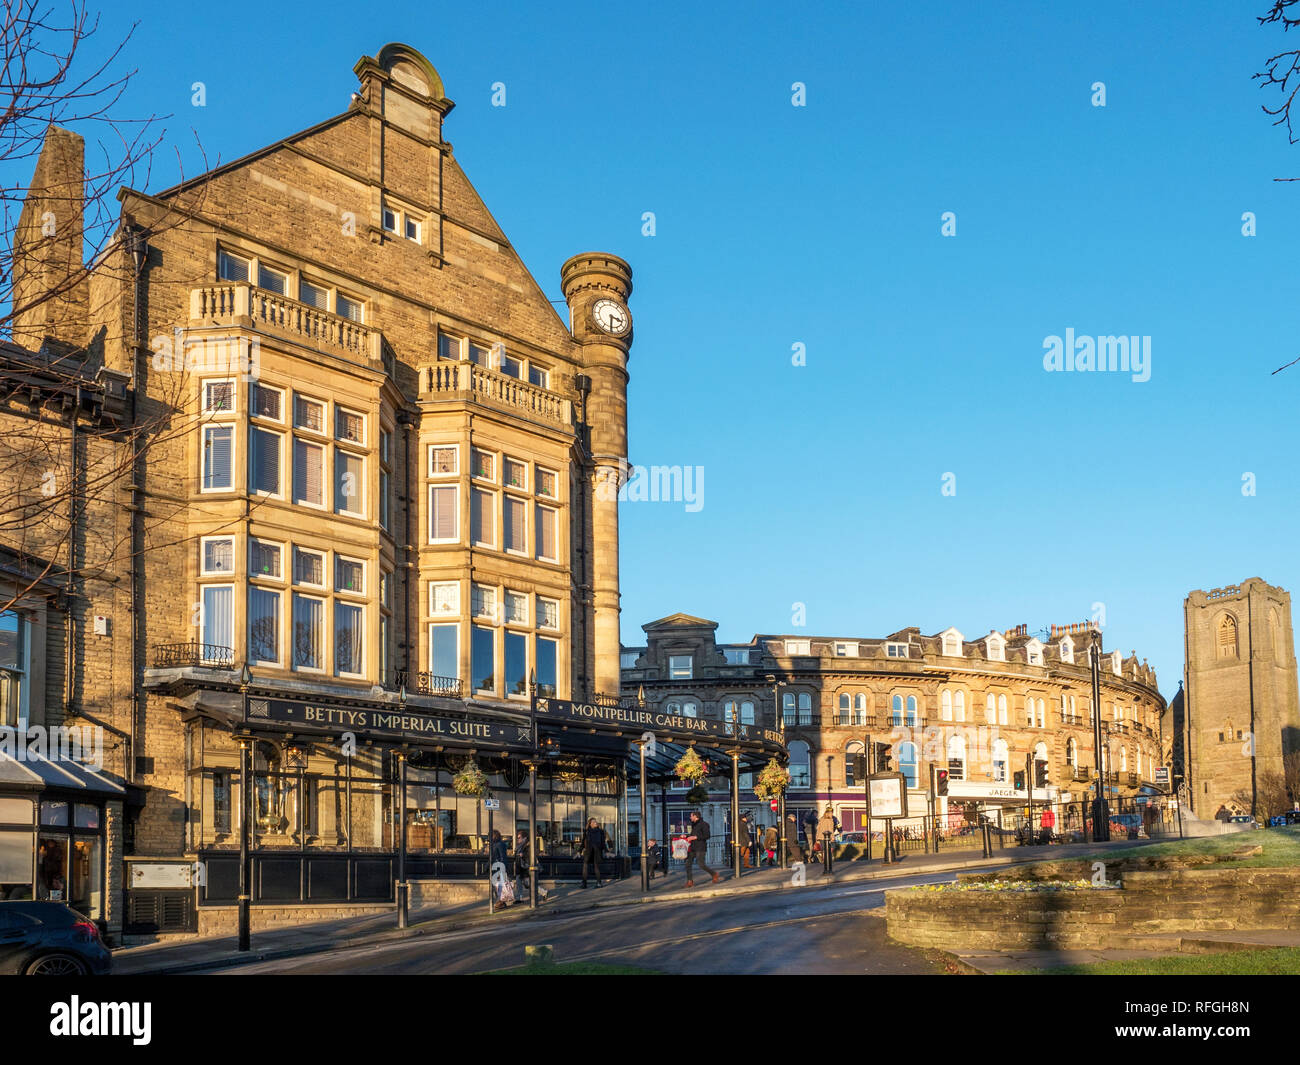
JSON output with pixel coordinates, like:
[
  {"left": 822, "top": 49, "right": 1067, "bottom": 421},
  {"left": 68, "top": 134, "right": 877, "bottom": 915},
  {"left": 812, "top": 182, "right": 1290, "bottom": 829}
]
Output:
[{"left": 1013, "top": 947, "right": 1300, "bottom": 975}]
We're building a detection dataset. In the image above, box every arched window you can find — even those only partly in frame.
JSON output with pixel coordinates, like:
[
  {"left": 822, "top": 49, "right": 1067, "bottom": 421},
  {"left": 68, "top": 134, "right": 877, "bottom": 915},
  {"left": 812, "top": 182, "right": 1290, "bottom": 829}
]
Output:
[
  {"left": 845, "top": 740, "right": 864, "bottom": 787},
  {"left": 1066, "top": 737, "right": 1078, "bottom": 769},
  {"left": 740, "top": 700, "right": 754, "bottom": 724},
  {"left": 1069, "top": 695, "right": 1076, "bottom": 718},
  {"left": 992, "top": 739, "right": 1009, "bottom": 783},
  {"left": 1120, "top": 746, "right": 1128, "bottom": 772},
  {"left": 854, "top": 693, "right": 867, "bottom": 725},
  {"left": 997, "top": 694, "right": 1008, "bottom": 726},
  {"left": 954, "top": 690, "right": 966, "bottom": 722},
  {"left": 906, "top": 695, "right": 918, "bottom": 727},
  {"left": 1218, "top": 615, "right": 1238, "bottom": 659},
  {"left": 1134, "top": 747, "right": 1141, "bottom": 778},
  {"left": 947, "top": 734, "right": 967, "bottom": 780},
  {"left": 788, "top": 741, "right": 811, "bottom": 789},
  {"left": 1036, "top": 699, "right": 1046, "bottom": 728},
  {"left": 892, "top": 694, "right": 904, "bottom": 726},
  {"left": 666, "top": 701, "right": 680, "bottom": 714},
  {"left": 1059, "top": 637, "right": 1074, "bottom": 664},
  {"left": 941, "top": 690, "right": 953, "bottom": 722},
  {"left": 1034, "top": 741, "right": 1048, "bottom": 769},
  {"left": 899, "top": 741, "right": 918, "bottom": 788},
  {"left": 984, "top": 693, "right": 996, "bottom": 725},
  {"left": 838, "top": 693, "right": 851, "bottom": 726},
  {"left": 682, "top": 700, "right": 698, "bottom": 718},
  {"left": 943, "top": 633, "right": 962, "bottom": 657},
  {"left": 797, "top": 692, "right": 812, "bottom": 726}
]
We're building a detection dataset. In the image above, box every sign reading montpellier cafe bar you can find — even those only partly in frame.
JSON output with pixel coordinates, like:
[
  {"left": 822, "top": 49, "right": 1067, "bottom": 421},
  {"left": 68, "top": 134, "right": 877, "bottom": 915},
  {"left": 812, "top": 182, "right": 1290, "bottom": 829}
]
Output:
[
  {"left": 247, "top": 697, "right": 533, "bottom": 748},
  {"left": 536, "top": 697, "right": 782, "bottom": 746}
]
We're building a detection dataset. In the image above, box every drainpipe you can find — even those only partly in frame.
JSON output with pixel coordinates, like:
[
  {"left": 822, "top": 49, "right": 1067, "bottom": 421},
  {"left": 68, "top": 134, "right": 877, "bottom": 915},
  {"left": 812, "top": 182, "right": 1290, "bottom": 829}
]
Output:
[
  {"left": 126, "top": 223, "right": 149, "bottom": 784},
  {"left": 64, "top": 384, "right": 79, "bottom": 721}
]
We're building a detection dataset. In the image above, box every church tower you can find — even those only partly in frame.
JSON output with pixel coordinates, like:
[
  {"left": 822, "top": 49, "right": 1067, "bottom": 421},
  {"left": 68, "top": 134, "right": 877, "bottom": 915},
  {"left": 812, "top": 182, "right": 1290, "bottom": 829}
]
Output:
[{"left": 1182, "top": 578, "right": 1300, "bottom": 817}]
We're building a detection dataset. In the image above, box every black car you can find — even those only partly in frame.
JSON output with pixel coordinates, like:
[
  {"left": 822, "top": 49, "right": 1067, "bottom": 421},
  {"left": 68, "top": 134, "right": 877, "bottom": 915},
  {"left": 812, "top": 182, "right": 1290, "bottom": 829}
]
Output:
[{"left": 0, "top": 901, "right": 112, "bottom": 975}]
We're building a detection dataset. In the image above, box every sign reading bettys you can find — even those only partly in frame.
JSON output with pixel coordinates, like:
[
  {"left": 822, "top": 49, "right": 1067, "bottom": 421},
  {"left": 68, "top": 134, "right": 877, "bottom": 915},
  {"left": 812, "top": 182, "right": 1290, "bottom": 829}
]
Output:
[
  {"left": 536, "top": 698, "right": 782, "bottom": 746},
  {"left": 247, "top": 697, "right": 533, "bottom": 748}
]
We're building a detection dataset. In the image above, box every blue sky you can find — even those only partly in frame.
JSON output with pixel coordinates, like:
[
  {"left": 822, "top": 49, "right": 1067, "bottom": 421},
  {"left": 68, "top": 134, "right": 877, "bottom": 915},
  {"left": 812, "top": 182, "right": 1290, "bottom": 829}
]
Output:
[{"left": 67, "top": 1, "right": 1300, "bottom": 698}]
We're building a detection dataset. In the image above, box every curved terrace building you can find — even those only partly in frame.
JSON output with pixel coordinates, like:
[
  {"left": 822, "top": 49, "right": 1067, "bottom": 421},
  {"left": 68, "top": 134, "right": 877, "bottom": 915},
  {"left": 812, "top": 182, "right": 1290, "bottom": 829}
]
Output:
[{"left": 621, "top": 614, "right": 1167, "bottom": 843}]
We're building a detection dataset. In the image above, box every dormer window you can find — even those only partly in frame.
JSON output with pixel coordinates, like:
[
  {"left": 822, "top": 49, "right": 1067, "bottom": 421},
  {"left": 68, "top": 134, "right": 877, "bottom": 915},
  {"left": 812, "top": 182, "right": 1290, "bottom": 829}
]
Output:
[
  {"left": 985, "top": 635, "right": 1005, "bottom": 662},
  {"left": 1026, "top": 639, "right": 1043, "bottom": 666},
  {"left": 785, "top": 639, "right": 811, "bottom": 656},
  {"left": 1059, "top": 637, "right": 1074, "bottom": 664},
  {"left": 941, "top": 629, "right": 964, "bottom": 657},
  {"left": 1110, "top": 651, "right": 1122, "bottom": 676},
  {"left": 886, "top": 643, "right": 909, "bottom": 659},
  {"left": 669, "top": 655, "right": 693, "bottom": 679},
  {"left": 834, "top": 642, "right": 858, "bottom": 657}
]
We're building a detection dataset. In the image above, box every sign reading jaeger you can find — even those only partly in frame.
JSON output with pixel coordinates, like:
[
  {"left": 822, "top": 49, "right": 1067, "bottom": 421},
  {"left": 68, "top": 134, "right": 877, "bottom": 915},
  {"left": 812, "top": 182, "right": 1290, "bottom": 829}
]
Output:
[
  {"left": 247, "top": 697, "right": 533, "bottom": 748},
  {"left": 535, "top": 698, "right": 783, "bottom": 747}
]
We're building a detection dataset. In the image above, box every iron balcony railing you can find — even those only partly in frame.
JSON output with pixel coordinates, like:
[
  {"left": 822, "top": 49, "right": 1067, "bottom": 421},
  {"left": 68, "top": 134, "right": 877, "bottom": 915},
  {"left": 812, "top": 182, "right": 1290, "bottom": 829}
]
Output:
[
  {"left": 392, "top": 671, "right": 463, "bottom": 699},
  {"left": 152, "top": 643, "right": 236, "bottom": 669}
]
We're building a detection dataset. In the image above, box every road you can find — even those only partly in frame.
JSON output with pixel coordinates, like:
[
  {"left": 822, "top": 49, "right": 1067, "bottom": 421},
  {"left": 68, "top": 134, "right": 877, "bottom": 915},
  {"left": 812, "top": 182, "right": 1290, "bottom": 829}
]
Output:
[{"left": 197, "top": 869, "right": 959, "bottom": 975}]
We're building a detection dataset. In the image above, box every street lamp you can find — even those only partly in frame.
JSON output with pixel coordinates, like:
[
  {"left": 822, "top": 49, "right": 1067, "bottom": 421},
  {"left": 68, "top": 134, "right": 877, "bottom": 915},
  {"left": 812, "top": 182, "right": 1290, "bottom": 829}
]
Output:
[
  {"left": 396, "top": 683, "right": 409, "bottom": 929},
  {"left": 1089, "top": 632, "right": 1110, "bottom": 842}
]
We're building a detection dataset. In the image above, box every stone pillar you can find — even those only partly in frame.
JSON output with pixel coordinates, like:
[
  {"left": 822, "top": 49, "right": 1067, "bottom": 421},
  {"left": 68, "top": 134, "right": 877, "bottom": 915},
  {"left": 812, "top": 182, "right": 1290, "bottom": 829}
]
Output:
[{"left": 561, "top": 253, "right": 632, "bottom": 698}]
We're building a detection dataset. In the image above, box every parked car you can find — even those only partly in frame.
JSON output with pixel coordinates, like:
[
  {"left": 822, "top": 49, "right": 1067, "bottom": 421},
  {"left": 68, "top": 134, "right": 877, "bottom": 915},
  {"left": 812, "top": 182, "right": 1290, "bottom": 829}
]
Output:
[
  {"left": 1227, "top": 815, "right": 1259, "bottom": 829},
  {"left": 0, "top": 901, "right": 112, "bottom": 975},
  {"left": 838, "top": 831, "right": 869, "bottom": 844}
]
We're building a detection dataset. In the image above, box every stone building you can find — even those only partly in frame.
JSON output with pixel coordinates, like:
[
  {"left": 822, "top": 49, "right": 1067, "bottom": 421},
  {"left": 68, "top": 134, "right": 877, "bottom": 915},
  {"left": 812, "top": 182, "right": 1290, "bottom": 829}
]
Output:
[
  {"left": 1177, "top": 578, "right": 1300, "bottom": 818},
  {"left": 621, "top": 614, "right": 1166, "bottom": 847},
  {"left": 0, "top": 42, "right": 735, "bottom": 940}
]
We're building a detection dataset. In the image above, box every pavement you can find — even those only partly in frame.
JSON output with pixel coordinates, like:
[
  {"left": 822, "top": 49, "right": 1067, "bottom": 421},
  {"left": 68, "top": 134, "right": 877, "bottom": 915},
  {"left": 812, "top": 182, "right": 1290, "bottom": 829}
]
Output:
[{"left": 108, "top": 835, "right": 1178, "bottom": 976}]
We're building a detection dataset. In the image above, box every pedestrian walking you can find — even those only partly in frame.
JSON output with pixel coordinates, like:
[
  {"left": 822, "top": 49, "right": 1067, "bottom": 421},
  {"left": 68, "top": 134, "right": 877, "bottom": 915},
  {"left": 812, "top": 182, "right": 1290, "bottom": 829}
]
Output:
[
  {"left": 645, "top": 838, "right": 661, "bottom": 880},
  {"left": 490, "top": 830, "right": 514, "bottom": 912},
  {"left": 763, "top": 823, "right": 778, "bottom": 865},
  {"left": 685, "top": 810, "right": 720, "bottom": 886},
  {"left": 785, "top": 812, "right": 805, "bottom": 865},
  {"left": 817, "top": 805, "right": 836, "bottom": 851},
  {"left": 736, "top": 813, "right": 753, "bottom": 867},
  {"left": 581, "top": 817, "right": 607, "bottom": 888},
  {"left": 513, "top": 830, "right": 549, "bottom": 902}
]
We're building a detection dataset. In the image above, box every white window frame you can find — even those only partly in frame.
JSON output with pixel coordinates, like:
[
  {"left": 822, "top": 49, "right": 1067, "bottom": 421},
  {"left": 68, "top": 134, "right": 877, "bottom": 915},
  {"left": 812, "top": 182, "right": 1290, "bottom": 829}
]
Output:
[
  {"left": 334, "top": 555, "right": 365, "bottom": 597},
  {"left": 292, "top": 438, "right": 326, "bottom": 509},
  {"left": 834, "top": 642, "right": 858, "bottom": 657},
  {"left": 250, "top": 381, "right": 285, "bottom": 423},
  {"left": 247, "top": 585, "right": 282, "bottom": 667},
  {"left": 428, "top": 483, "right": 459, "bottom": 544},
  {"left": 292, "top": 592, "right": 327, "bottom": 673},
  {"left": 886, "top": 642, "right": 909, "bottom": 659},
  {"left": 430, "top": 582, "right": 460, "bottom": 617},
  {"left": 202, "top": 378, "right": 236, "bottom": 415},
  {"left": 471, "top": 583, "right": 498, "bottom": 622},
  {"left": 334, "top": 446, "right": 365, "bottom": 518},
  {"left": 504, "top": 590, "right": 529, "bottom": 626},
  {"left": 471, "top": 487, "right": 497, "bottom": 549},
  {"left": 335, "top": 407, "right": 366, "bottom": 447},
  {"left": 248, "top": 425, "right": 284, "bottom": 499},
  {"left": 668, "top": 655, "right": 693, "bottom": 680},
  {"left": 429, "top": 444, "right": 458, "bottom": 477},
  {"left": 503, "top": 457, "right": 528, "bottom": 492},
  {"left": 293, "top": 394, "right": 327, "bottom": 435},
  {"left": 248, "top": 538, "right": 283, "bottom": 580},
  {"left": 334, "top": 601, "right": 365, "bottom": 678},
  {"left": 537, "top": 596, "right": 560, "bottom": 631},
  {"left": 200, "top": 536, "right": 236, "bottom": 576},
  {"left": 292, "top": 547, "right": 327, "bottom": 589},
  {"left": 785, "top": 639, "right": 811, "bottom": 656},
  {"left": 217, "top": 249, "right": 251, "bottom": 284},
  {"left": 534, "top": 503, "right": 558, "bottom": 562},
  {"left": 202, "top": 424, "right": 235, "bottom": 492},
  {"left": 503, "top": 494, "right": 528, "bottom": 556},
  {"left": 535, "top": 466, "right": 559, "bottom": 500},
  {"left": 1059, "top": 637, "right": 1074, "bottom": 664},
  {"left": 471, "top": 448, "right": 496, "bottom": 482}
]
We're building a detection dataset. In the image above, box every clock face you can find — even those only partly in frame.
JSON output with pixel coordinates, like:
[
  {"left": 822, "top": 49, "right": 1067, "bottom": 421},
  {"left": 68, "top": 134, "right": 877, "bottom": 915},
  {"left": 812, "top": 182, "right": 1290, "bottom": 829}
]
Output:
[{"left": 591, "top": 297, "right": 630, "bottom": 337}]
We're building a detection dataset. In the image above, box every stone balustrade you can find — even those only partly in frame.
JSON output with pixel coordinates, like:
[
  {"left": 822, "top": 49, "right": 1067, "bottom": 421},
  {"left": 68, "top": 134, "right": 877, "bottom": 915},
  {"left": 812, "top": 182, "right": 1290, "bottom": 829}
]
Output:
[
  {"left": 190, "top": 284, "right": 382, "bottom": 365},
  {"left": 423, "top": 360, "right": 571, "bottom": 427}
]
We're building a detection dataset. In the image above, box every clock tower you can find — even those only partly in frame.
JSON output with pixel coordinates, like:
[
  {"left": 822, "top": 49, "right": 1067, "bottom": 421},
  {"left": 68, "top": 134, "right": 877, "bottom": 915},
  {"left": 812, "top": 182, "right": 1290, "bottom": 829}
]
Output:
[{"left": 562, "top": 252, "right": 632, "bottom": 697}]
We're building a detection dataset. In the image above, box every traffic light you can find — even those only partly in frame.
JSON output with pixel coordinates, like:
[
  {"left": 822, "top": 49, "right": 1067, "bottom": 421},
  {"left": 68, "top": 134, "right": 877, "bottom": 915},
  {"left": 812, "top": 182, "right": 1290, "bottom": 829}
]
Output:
[
  {"left": 875, "top": 742, "right": 892, "bottom": 773},
  {"left": 1013, "top": 770, "right": 1026, "bottom": 790},
  {"left": 1035, "top": 758, "right": 1049, "bottom": 789},
  {"left": 851, "top": 753, "right": 868, "bottom": 781},
  {"left": 936, "top": 768, "right": 949, "bottom": 796}
]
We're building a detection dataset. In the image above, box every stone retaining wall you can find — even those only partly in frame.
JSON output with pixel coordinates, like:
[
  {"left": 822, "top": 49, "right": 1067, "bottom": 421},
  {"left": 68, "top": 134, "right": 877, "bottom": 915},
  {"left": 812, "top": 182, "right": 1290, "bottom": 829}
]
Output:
[{"left": 886, "top": 868, "right": 1300, "bottom": 951}]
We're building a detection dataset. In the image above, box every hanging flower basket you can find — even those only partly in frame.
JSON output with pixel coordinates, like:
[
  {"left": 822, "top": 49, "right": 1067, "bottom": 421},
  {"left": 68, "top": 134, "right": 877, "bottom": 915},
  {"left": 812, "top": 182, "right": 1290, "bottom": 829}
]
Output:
[
  {"left": 685, "top": 784, "right": 710, "bottom": 805},
  {"left": 674, "top": 748, "right": 708, "bottom": 787},
  {"left": 452, "top": 762, "right": 488, "bottom": 797},
  {"left": 752, "top": 758, "right": 790, "bottom": 800}
]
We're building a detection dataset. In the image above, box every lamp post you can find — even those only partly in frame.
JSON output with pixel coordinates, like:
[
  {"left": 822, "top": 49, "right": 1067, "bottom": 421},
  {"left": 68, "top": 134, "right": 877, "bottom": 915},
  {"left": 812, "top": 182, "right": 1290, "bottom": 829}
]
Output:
[
  {"left": 237, "top": 663, "right": 252, "bottom": 952},
  {"left": 396, "top": 683, "right": 409, "bottom": 929},
  {"left": 766, "top": 674, "right": 788, "bottom": 870},
  {"left": 528, "top": 671, "right": 539, "bottom": 909},
  {"left": 1089, "top": 632, "right": 1110, "bottom": 842}
]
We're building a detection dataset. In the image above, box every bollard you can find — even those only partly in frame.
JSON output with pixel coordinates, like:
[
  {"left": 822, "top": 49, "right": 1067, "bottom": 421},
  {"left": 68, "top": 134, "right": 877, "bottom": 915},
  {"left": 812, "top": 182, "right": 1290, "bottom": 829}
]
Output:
[{"left": 823, "top": 833, "right": 833, "bottom": 874}]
